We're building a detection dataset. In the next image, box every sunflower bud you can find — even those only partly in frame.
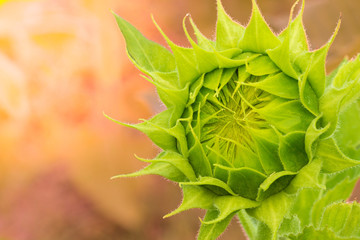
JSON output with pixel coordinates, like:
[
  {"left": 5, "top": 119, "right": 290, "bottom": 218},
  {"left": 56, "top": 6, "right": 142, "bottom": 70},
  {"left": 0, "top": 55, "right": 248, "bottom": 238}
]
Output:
[{"left": 110, "top": 0, "right": 360, "bottom": 239}]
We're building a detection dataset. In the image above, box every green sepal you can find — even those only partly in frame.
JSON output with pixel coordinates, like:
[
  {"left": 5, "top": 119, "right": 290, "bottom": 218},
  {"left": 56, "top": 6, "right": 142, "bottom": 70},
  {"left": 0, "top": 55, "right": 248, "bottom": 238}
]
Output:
[
  {"left": 278, "top": 0, "right": 308, "bottom": 54},
  {"left": 141, "top": 75, "right": 188, "bottom": 123},
  {"left": 215, "top": 135, "right": 264, "bottom": 172},
  {"left": 249, "top": 128, "right": 283, "bottom": 174},
  {"left": 298, "top": 57, "right": 320, "bottom": 115},
  {"left": 238, "top": 209, "right": 267, "bottom": 240},
  {"left": 279, "top": 131, "right": 308, "bottom": 172},
  {"left": 332, "top": 55, "right": 360, "bottom": 90},
  {"left": 316, "top": 137, "right": 360, "bottom": 173},
  {"left": 182, "top": 17, "right": 225, "bottom": 76},
  {"left": 215, "top": 164, "right": 267, "bottom": 200},
  {"left": 204, "top": 195, "right": 260, "bottom": 224},
  {"left": 135, "top": 151, "right": 196, "bottom": 181},
  {"left": 306, "top": 18, "right": 340, "bottom": 97},
  {"left": 267, "top": 1, "right": 301, "bottom": 79},
  {"left": 181, "top": 176, "right": 237, "bottom": 196},
  {"left": 294, "top": 19, "right": 340, "bottom": 97},
  {"left": 113, "top": 13, "right": 176, "bottom": 79},
  {"left": 245, "top": 72, "right": 299, "bottom": 100},
  {"left": 164, "top": 185, "right": 216, "bottom": 218},
  {"left": 258, "top": 99, "right": 314, "bottom": 133},
  {"left": 137, "top": 112, "right": 188, "bottom": 155},
  {"left": 215, "top": 0, "right": 245, "bottom": 50},
  {"left": 187, "top": 74, "right": 205, "bottom": 107},
  {"left": 188, "top": 16, "right": 215, "bottom": 51},
  {"left": 111, "top": 160, "right": 188, "bottom": 182},
  {"left": 246, "top": 55, "right": 280, "bottom": 76},
  {"left": 210, "top": 196, "right": 261, "bottom": 224},
  {"left": 104, "top": 111, "right": 182, "bottom": 153},
  {"left": 257, "top": 171, "right": 297, "bottom": 201},
  {"left": 197, "top": 209, "right": 236, "bottom": 240},
  {"left": 320, "top": 79, "right": 360, "bottom": 138},
  {"left": 187, "top": 116, "right": 213, "bottom": 177},
  {"left": 239, "top": 0, "right": 281, "bottom": 53},
  {"left": 305, "top": 114, "right": 330, "bottom": 162},
  {"left": 285, "top": 157, "right": 324, "bottom": 194}
]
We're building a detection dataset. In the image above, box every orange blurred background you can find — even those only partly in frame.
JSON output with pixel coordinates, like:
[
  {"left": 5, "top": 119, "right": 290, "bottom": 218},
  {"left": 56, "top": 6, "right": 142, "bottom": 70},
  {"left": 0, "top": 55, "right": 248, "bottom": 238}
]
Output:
[{"left": 0, "top": 0, "right": 359, "bottom": 239}]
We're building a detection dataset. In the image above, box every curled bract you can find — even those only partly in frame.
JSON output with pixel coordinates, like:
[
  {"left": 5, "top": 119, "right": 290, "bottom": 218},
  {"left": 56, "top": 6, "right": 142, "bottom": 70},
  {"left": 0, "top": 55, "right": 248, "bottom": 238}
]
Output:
[{"left": 110, "top": 0, "right": 360, "bottom": 239}]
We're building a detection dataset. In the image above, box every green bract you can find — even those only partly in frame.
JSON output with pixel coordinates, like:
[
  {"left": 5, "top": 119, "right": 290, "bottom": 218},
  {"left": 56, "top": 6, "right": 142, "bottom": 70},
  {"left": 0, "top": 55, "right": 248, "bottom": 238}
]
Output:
[{"left": 110, "top": 0, "right": 360, "bottom": 239}]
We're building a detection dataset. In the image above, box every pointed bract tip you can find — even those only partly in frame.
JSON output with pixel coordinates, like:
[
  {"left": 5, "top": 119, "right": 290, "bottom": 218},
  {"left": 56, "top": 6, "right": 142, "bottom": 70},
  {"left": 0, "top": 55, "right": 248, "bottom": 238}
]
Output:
[
  {"left": 216, "top": 0, "right": 223, "bottom": 9},
  {"left": 325, "top": 15, "right": 341, "bottom": 48},
  {"left": 151, "top": 14, "right": 178, "bottom": 48},
  {"left": 134, "top": 154, "right": 152, "bottom": 163},
  {"left": 103, "top": 112, "right": 137, "bottom": 129},
  {"left": 110, "top": 175, "right": 122, "bottom": 180},
  {"left": 182, "top": 14, "right": 198, "bottom": 46},
  {"left": 251, "top": 0, "right": 260, "bottom": 12},
  {"left": 290, "top": 0, "right": 300, "bottom": 20}
]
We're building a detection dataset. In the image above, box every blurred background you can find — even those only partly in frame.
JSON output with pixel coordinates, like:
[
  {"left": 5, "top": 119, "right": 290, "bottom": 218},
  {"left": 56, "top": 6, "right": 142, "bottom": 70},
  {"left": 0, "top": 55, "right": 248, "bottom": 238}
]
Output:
[{"left": 0, "top": 0, "right": 359, "bottom": 239}]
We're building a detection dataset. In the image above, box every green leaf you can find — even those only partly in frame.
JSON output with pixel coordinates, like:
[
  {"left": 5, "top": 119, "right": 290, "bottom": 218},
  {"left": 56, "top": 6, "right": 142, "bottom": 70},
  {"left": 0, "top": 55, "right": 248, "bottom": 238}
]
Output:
[
  {"left": 320, "top": 202, "right": 360, "bottom": 238},
  {"left": 216, "top": 0, "right": 245, "bottom": 50},
  {"left": 248, "top": 192, "right": 295, "bottom": 239},
  {"left": 197, "top": 209, "right": 235, "bottom": 240},
  {"left": 278, "top": 215, "right": 302, "bottom": 237},
  {"left": 334, "top": 100, "right": 360, "bottom": 160},
  {"left": 287, "top": 226, "right": 360, "bottom": 240},
  {"left": 287, "top": 202, "right": 360, "bottom": 239},
  {"left": 285, "top": 188, "right": 321, "bottom": 230},
  {"left": 238, "top": 209, "right": 273, "bottom": 240},
  {"left": 316, "top": 138, "right": 360, "bottom": 173},
  {"left": 285, "top": 165, "right": 359, "bottom": 234},
  {"left": 311, "top": 174, "right": 359, "bottom": 228},
  {"left": 239, "top": 0, "right": 281, "bottom": 53}
]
